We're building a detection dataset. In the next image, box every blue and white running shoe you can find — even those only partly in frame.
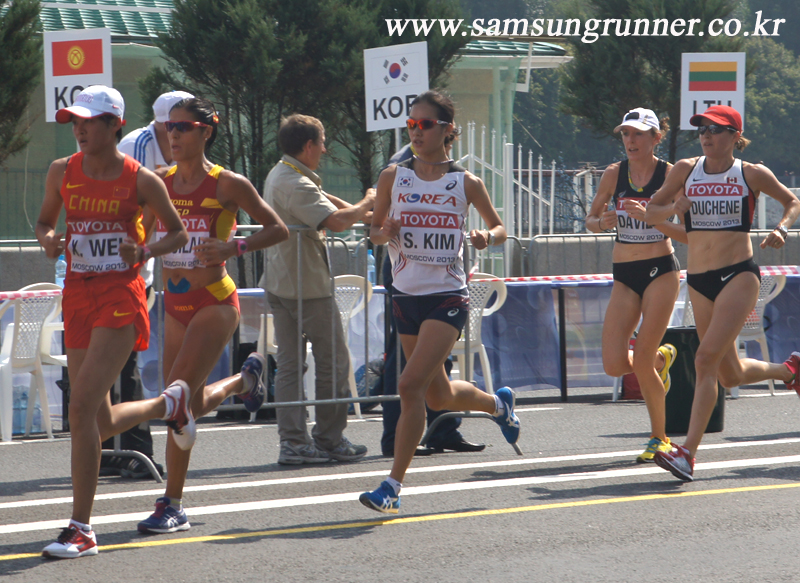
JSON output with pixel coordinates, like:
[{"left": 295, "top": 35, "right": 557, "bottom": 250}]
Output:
[
  {"left": 137, "top": 497, "right": 191, "bottom": 534},
  {"left": 493, "top": 387, "right": 520, "bottom": 445},
  {"left": 239, "top": 352, "right": 267, "bottom": 413},
  {"left": 359, "top": 481, "right": 400, "bottom": 514}
]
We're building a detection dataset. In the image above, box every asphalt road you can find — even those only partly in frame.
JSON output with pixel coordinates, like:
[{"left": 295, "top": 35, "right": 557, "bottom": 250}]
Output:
[{"left": 2, "top": 386, "right": 800, "bottom": 582}]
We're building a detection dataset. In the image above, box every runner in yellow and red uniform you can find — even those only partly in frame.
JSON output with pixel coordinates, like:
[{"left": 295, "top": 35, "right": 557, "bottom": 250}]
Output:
[{"left": 137, "top": 97, "right": 288, "bottom": 534}]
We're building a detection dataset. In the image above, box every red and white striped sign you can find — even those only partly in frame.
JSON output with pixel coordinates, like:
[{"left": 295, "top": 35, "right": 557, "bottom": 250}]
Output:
[{"left": 0, "top": 290, "right": 62, "bottom": 301}]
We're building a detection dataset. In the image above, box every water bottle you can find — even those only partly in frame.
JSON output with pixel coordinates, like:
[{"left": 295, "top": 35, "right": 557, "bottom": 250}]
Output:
[
  {"left": 366, "top": 249, "right": 376, "bottom": 285},
  {"left": 55, "top": 254, "right": 67, "bottom": 288}
]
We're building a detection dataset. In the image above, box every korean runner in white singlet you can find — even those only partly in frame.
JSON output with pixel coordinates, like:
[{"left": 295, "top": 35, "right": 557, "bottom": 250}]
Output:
[
  {"left": 361, "top": 91, "right": 520, "bottom": 515},
  {"left": 646, "top": 105, "right": 800, "bottom": 481}
]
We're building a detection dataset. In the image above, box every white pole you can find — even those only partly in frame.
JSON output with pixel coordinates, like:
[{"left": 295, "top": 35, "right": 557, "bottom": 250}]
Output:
[
  {"left": 394, "top": 127, "right": 402, "bottom": 153},
  {"left": 538, "top": 155, "right": 543, "bottom": 236},
  {"left": 758, "top": 193, "right": 766, "bottom": 230},
  {"left": 504, "top": 142, "right": 514, "bottom": 276},
  {"left": 549, "top": 160, "right": 556, "bottom": 235},
  {"left": 517, "top": 144, "right": 522, "bottom": 240},
  {"left": 528, "top": 149, "right": 533, "bottom": 239}
]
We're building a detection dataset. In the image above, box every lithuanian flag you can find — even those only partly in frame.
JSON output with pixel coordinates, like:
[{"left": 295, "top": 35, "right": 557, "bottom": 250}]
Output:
[{"left": 689, "top": 61, "right": 737, "bottom": 91}]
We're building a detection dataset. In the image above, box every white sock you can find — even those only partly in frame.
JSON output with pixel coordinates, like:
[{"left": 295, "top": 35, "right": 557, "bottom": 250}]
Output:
[
  {"left": 493, "top": 394, "right": 505, "bottom": 417},
  {"left": 166, "top": 497, "right": 183, "bottom": 511},
  {"left": 240, "top": 370, "right": 255, "bottom": 395},
  {"left": 161, "top": 381, "right": 188, "bottom": 420},
  {"left": 69, "top": 519, "right": 91, "bottom": 533},
  {"left": 386, "top": 477, "right": 402, "bottom": 496}
]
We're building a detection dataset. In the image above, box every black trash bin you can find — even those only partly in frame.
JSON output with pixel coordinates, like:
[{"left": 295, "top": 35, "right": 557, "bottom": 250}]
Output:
[{"left": 663, "top": 326, "right": 725, "bottom": 434}]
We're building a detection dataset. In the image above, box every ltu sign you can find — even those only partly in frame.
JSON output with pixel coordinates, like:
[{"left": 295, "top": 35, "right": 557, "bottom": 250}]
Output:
[
  {"left": 44, "top": 29, "right": 112, "bottom": 122},
  {"left": 680, "top": 52, "right": 746, "bottom": 130},
  {"left": 364, "top": 42, "right": 429, "bottom": 132}
]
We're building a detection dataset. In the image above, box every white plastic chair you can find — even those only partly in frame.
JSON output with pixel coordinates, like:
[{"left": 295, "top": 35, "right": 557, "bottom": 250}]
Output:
[
  {"left": 331, "top": 275, "right": 373, "bottom": 418},
  {"left": 0, "top": 284, "right": 62, "bottom": 441},
  {"left": 449, "top": 273, "right": 507, "bottom": 393},
  {"left": 258, "top": 276, "right": 371, "bottom": 421},
  {"left": 257, "top": 312, "right": 316, "bottom": 421},
  {"left": 678, "top": 276, "right": 783, "bottom": 397},
  {"left": 737, "top": 275, "right": 785, "bottom": 395}
]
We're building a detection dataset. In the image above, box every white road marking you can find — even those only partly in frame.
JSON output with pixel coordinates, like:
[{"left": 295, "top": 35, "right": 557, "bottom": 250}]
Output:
[
  {"left": 3, "top": 436, "right": 799, "bottom": 511},
  {"left": 3, "top": 452, "right": 800, "bottom": 535}
]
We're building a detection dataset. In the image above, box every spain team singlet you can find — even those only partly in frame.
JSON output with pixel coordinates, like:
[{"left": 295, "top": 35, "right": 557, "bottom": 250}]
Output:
[
  {"left": 684, "top": 157, "right": 755, "bottom": 233},
  {"left": 60, "top": 153, "right": 145, "bottom": 280},
  {"left": 388, "top": 159, "right": 469, "bottom": 295},
  {"left": 156, "top": 165, "right": 237, "bottom": 269}
]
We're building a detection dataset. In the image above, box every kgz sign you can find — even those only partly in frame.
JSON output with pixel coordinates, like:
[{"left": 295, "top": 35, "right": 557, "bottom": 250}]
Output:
[{"left": 44, "top": 29, "right": 112, "bottom": 122}]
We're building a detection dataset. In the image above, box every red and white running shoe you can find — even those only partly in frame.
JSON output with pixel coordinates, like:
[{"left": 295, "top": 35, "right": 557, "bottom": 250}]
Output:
[
  {"left": 42, "top": 526, "right": 98, "bottom": 559},
  {"left": 654, "top": 444, "right": 695, "bottom": 482},
  {"left": 163, "top": 380, "right": 196, "bottom": 450},
  {"left": 783, "top": 352, "right": 800, "bottom": 396}
]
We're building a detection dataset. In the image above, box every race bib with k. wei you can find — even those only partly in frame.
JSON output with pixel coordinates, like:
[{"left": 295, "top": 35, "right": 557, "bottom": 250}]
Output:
[
  {"left": 398, "top": 210, "right": 463, "bottom": 265},
  {"left": 686, "top": 182, "right": 743, "bottom": 229},
  {"left": 67, "top": 220, "right": 130, "bottom": 274}
]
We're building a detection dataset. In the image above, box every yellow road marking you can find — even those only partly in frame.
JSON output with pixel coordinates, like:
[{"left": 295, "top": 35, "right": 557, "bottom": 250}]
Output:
[{"left": 5, "top": 481, "right": 800, "bottom": 562}]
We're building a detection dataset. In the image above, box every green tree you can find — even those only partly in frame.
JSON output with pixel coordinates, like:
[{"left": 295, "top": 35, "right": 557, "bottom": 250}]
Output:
[
  {"left": 740, "top": 37, "right": 800, "bottom": 174},
  {"left": 560, "top": 0, "right": 744, "bottom": 162},
  {"left": 145, "top": 0, "right": 282, "bottom": 191},
  {"left": 328, "top": 0, "right": 468, "bottom": 191},
  {"left": 744, "top": 0, "right": 800, "bottom": 56},
  {"left": 0, "top": 0, "right": 41, "bottom": 166}
]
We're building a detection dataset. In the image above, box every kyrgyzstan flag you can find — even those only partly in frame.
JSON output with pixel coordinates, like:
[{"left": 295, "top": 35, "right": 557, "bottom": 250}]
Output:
[
  {"left": 52, "top": 39, "right": 104, "bottom": 77},
  {"left": 689, "top": 61, "right": 737, "bottom": 92}
]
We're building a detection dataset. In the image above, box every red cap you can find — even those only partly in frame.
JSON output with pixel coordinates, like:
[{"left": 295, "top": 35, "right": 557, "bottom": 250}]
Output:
[{"left": 689, "top": 105, "right": 742, "bottom": 132}]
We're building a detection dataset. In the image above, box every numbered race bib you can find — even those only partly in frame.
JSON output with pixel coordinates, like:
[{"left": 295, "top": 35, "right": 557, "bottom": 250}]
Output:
[
  {"left": 66, "top": 220, "right": 130, "bottom": 274},
  {"left": 398, "top": 210, "right": 464, "bottom": 265},
  {"left": 686, "top": 182, "right": 744, "bottom": 229},
  {"left": 157, "top": 215, "right": 211, "bottom": 269},
  {"left": 615, "top": 197, "right": 665, "bottom": 243}
]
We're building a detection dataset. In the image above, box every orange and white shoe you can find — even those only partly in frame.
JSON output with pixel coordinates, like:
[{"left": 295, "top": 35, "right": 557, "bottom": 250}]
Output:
[
  {"left": 42, "top": 526, "right": 98, "bottom": 559},
  {"left": 162, "top": 380, "right": 196, "bottom": 450}
]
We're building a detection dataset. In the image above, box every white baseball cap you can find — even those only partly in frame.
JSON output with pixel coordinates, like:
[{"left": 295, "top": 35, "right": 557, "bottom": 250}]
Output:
[
  {"left": 55, "top": 85, "right": 125, "bottom": 124},
  {"left": 153, "top": 90, "right": 195, "bottom": 122},
  {"left": 614, "top": 107, "right": 660, "bottom": 133}
]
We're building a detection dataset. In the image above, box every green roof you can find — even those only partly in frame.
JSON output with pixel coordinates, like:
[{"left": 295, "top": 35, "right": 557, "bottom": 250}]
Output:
[
  {"left": 32, "top": 3, "right": 567, "bottom": 57},
  {"left": 38, "top": 0, "right": 172, "bottom": 41},
  {"left": 462, "top": 40, "right": 566, "bottom": 57}
]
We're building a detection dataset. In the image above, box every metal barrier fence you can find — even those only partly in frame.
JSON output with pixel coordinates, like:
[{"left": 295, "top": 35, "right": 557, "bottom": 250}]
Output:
[{"left": 2, "top": 223, "right": 508, "bottom": 427}]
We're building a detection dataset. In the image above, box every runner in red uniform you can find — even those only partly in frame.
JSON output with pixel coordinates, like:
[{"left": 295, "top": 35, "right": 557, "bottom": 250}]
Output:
[
  {"left": 137, "top": 97, "right": 288, "bottom": 534},
  {"left": 35, "top": 86, "right": 190, "bottom": 559}
]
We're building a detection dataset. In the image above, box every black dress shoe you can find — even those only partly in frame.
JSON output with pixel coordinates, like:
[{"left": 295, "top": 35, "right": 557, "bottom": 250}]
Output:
[
  {"left": 381, "top": 445, "right": 435, "bottom": 457},
  {"left": 431, "top": 436, "right": 486, "bottom": 453}
]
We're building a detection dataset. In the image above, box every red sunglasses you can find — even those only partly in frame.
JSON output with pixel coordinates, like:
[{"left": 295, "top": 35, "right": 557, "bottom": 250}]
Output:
[
  {"left": 406, "top": 118, "right": 449, "bottom": 131},
  {"left": 165, "top": 120, "right": 210, "bottom": 133}
]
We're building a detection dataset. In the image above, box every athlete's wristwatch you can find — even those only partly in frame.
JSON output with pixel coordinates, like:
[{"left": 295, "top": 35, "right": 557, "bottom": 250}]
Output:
[
  {"left": 485, "top": 230, "right": 496, "bottom": 246},
  {"left": 139, "top": 245, "right": 152, "bottom": 262},
  {"left": 775, "top": 225, "right": 789, "bottom": 239},
  {"left": 236, "top": 239, "right": 248, "bottom": 257}
]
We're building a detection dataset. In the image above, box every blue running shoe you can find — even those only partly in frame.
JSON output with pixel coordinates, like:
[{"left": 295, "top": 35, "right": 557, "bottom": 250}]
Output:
[
  {"left": 493, "top": 387, "right": 520, "bottom": 444},
  {"left": 359, "top": 481, "right": 400, "bottom": 514},
  {"left": 239, "top": 352, "right": 267, "bottom": 413},
  {"left": 137, "top": 497, "right": 191, "bottom": 534}
]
